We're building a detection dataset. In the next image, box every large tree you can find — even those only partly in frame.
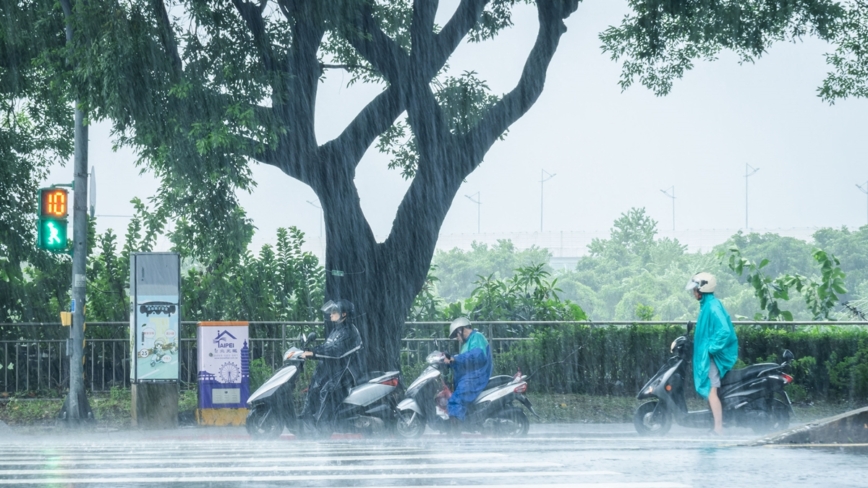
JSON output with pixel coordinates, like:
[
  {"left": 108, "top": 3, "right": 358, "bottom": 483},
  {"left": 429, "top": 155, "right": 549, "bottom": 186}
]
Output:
[{"left": 28, "top": 0, "right": 845, "bottom": 370}]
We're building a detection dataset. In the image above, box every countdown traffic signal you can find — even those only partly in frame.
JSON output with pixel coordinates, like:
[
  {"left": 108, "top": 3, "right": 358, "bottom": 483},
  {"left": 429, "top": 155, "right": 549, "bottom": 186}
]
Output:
[{"left": 37, "top": 187, "right": 69, "bottom": 252}]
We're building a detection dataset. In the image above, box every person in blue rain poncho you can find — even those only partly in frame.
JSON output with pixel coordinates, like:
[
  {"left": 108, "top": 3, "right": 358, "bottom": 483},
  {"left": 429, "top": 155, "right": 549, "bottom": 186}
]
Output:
[
  {"left": 687, "top": 272, "right": 739, "bottom": 435},
  {"left": 443, "top": 317, "right": 493, "bottom": 422}
]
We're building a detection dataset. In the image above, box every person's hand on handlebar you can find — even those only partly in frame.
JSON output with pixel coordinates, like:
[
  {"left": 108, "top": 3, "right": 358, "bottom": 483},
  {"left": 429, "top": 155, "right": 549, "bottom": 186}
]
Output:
[
  {"left": 301, "top": 351, "right": 314, "bottom": 359},
  {"left": 443, "top": 353, "right": 453, "bottom": 364}
]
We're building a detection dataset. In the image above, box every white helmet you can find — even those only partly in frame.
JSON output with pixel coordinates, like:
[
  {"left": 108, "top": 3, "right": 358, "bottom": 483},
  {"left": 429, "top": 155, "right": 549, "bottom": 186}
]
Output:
[
  {"left": 685, "top": 272, "right": 717, "bottom": 293},
  {"left": 449, "top": 317, "right": 471, "bottom": 339}
]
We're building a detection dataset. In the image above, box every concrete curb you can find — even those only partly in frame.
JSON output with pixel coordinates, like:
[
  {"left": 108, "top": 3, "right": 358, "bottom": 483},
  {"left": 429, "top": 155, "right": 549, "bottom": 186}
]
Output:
[{"left": 753, "top": 406, "right": 868, "bottom": 445}]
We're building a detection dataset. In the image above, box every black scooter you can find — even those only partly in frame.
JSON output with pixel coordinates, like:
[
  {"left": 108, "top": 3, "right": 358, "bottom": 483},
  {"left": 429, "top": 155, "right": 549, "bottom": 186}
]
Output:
[{"left": 634, "top": 323, "right": 795, "bottom": 436}]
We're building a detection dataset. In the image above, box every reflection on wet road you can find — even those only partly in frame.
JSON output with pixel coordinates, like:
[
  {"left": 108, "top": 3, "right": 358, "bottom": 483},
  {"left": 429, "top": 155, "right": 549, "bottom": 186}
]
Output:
[{"left": 0, "top": 426, "right": 864, "bottom": 487}]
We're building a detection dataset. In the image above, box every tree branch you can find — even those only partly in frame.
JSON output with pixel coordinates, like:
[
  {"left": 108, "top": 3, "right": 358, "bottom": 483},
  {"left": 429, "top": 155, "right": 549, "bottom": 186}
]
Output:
[
  {"left": 345, "top": 4, "right": 409, "bottom": 84},
  {"left": 323, "top": 85, "right": 404, "bottom": 168},
  {"left": 425, "top": 0, "right": 489, "bottom": 78},
  {"left": 410, "top": 0, "right": 438, "bottom": 63},
  {"left": 405, "top": 80, "right": 452, "bottom": 172},
  {"left": 150, "top": 0, "right": 183, "bottom": 79},
  {"left": 239, "top": 134, "right": 314, "bottom": 185},
  {"left": 385, "top": 0, "right": 578, "bottom": 258},
  {"left": 275, "top": 1, "right": 324, "bottom": 154},
  {"left": 231, "top": 0, "right": 278, "bottom": 74},
  {"left": 462, "top": 0, "right": 577, "bottom": 171}
]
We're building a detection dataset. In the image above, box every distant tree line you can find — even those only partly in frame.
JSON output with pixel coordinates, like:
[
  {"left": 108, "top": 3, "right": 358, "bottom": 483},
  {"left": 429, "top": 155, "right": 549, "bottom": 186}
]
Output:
[{"left": 430, "top": 208, "right": 868, "bottom": 323}]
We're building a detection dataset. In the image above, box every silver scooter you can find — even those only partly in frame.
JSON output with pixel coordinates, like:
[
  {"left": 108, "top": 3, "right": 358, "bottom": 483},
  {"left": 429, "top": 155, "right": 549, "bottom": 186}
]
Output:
[
  {"left": 395, "top": 351, "right": 537, "bottom": 438},
  {"left": 245, "top": 333, "right": 404, "bottom": 439}
]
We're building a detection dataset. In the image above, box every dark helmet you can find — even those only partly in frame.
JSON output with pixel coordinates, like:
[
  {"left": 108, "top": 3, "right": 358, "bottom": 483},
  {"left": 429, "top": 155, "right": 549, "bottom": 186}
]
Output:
[{"left": 321, "top": 299, "right": 355, "bottom": 320}]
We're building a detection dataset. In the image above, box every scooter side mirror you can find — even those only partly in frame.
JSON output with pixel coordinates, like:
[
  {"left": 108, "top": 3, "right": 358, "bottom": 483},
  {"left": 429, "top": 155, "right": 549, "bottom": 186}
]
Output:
[
  {"left": 782, "top": 349, "right": 794, "bottom": 363},
  {"left": 686, "top": 321, "right": 694, "bottom": 335},
  {"left": 306, "top": 332, "right": 318, "bottom": 344}
]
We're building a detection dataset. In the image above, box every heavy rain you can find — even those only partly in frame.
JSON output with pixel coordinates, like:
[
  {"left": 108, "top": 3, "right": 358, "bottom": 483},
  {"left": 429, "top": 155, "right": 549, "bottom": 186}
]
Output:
[{"left": 2, "top": 0, "right": 868, "bottom": 486}]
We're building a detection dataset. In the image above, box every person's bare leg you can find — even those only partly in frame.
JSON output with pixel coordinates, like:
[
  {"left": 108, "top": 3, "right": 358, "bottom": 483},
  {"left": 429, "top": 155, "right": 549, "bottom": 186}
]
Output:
[{"left": 708, "top": 387, "right": 723, "bottom": 434}]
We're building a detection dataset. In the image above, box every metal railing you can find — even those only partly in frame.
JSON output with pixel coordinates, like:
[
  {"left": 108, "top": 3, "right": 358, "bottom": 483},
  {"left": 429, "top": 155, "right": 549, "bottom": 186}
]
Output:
[{"left": 2, "top": 320, "right": 866, "bottom": 394}]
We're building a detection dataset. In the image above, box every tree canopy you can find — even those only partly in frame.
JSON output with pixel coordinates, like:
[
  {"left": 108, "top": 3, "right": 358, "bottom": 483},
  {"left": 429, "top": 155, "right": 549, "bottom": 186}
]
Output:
[{"left": 2, "top": 0, "right": 863, "bottom": 368}]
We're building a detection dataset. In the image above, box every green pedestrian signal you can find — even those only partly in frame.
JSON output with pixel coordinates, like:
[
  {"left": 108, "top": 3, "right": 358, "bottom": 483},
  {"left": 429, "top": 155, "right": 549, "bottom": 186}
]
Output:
[
  {"left": 36, "top": 187, "right": 69, "bottom": 252},
  {"left": 38, "top": 218, "right": 68, "bottom": 251}
]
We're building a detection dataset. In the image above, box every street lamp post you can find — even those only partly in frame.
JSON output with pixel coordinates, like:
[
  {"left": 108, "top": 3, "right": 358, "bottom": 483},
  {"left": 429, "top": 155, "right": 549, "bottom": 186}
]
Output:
[
  {"left": 465, "top": 192, "right": 481, "bottom": 233},
  {"left": 660, "top": 186, "right": 675, "bottom": 231},
  {"left": 858, "top": 181, "right": 868, "bottom": 226},
  {"left": 540, "top": 169, "right": 556, "bottom": 232},
  {"left": 745, "top": 163, "right": 760, "bottom": 230}
]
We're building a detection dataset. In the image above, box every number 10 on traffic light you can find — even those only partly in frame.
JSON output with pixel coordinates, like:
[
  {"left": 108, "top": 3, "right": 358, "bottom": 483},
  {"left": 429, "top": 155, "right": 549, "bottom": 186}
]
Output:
[{"left": 37, "top": 187, "right": 69, "bottom": 252}]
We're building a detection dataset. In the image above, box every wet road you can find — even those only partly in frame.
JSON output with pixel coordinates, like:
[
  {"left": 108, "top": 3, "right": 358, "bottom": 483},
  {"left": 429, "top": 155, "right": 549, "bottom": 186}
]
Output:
[{"left": 0, "top": 425, "right": 864, "bottom": 487}]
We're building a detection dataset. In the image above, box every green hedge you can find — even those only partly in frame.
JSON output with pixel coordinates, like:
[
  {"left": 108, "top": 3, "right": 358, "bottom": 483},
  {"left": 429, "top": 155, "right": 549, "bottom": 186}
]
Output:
[{"left": 489, "top": 324, "right": 868, "bottom": 403}]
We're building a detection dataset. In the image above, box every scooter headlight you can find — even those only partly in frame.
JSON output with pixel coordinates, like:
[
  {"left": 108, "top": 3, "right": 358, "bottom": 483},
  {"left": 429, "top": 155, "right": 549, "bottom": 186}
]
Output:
[{"left": 644, "top": 378, "right": 663, "bottom": 395}]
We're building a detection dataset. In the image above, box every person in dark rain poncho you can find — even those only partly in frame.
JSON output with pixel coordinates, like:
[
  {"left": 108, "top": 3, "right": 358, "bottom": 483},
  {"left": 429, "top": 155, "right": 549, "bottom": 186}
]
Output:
[
  {"left": 443, "top": 317, "right": 493, "bottom": 422},
  {"left": 300, "top": 300, "right": 362, "bottom": 430},
  {"left": 686, "top": 272, "right": 739, "bottom": 435}
]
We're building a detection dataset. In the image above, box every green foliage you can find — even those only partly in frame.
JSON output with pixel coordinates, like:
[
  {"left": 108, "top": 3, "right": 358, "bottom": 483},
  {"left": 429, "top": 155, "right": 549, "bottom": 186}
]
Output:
[
  {"left": 726, "top": 247, "right": 795, "bottom": 321},
  {"left": 820, "top": 3, "right": 868, "bottom": 102},
  {"left": 827, "top": 345, "right": 868, "bottom": 401},
  {"left": 556, "top": 207, "right": 696, "bottom": 321},
  {"left": 634, "top": 303, "right": 656, "bottom": 321},
  {"left": 812, "top": 226, "right": 868, "bottom": 301},
  {"left": 462, "top": 264, "right": 587, "bottom": 322},
  {"left": 180, "top": 225, "right": 324, "bottom": 326},
  {"left": 489, "top": 323, "right": 868, "bottom": 404},
  {"left": 432, "top": 240, "right": 553, "bottom": 303},
  {"left": 727, "top": 246, "right": 848, "bottom": 321},
  {"left": 600, "top": 0, "right": 844, "bottom": 95},
  {"left": 407, "top": 266, "right": 445, "bottom": 322},
  {"left": 789, "top": 249, "right": 848, "bottom": 320},
  {"left": 378, "top": 71, "right": 505, "bottom": 179},
  {"left": 248, "top": 358, "right": 273, "bottom": 393},
  {"left": 498, "top": 323, "right": 687, "bottom": 395}
]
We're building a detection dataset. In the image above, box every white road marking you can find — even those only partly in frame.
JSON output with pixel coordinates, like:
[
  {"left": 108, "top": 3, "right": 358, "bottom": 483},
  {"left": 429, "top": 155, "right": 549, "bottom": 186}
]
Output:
[
  {"left": 0, "top": 451, "right": 505, "bottom": 467},
  {"left": 0, "top": 470, "right": 620, "bottom": 484},
  {"left": 0, "top": 461, "right": 559, "bottom": 476},
  {"left": 362, "top": 485, "right": 691, "bottom": 488}
]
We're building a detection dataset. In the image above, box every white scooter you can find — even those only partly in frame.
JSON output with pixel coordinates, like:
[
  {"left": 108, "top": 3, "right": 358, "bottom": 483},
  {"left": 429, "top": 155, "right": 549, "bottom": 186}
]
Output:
[
  {"left": 245, "top": 333, "right": 403, "bottom": 439},
  {"left": 395, "top": 351, "right": 536, "bottom": 438}
]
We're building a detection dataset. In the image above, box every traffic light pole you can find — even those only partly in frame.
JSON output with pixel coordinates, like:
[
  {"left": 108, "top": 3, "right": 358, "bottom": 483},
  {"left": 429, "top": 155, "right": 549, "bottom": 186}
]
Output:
[
  {"left": 65, "top": 108, "right": 92, "bottom": 423},
  {"left": 60, "top": 0, "right": 92, "bottom": 424}
]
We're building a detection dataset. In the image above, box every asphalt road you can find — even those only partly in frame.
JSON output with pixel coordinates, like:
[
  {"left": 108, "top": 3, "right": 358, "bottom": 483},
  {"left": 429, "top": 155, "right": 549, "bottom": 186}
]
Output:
[{"left": 0, "top": 424, "right": 864, "bottom": 487}]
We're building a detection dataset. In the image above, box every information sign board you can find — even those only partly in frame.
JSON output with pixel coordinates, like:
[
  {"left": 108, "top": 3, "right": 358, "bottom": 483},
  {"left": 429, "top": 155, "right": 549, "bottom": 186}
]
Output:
[{"left": 197, "top": 322, "right": 250, "bottom": 409}]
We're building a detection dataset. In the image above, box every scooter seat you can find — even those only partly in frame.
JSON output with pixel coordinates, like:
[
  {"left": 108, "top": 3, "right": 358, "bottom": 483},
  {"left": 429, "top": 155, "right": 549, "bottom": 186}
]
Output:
[
  {"left": 720, "top": 363, "right": 778, "bottom": 386},
  {"left": 485, "top": 375, "right": 514, "bottom": 389},
  {"left": 355, "top": 371, "right": 386, "bottom": 384}
]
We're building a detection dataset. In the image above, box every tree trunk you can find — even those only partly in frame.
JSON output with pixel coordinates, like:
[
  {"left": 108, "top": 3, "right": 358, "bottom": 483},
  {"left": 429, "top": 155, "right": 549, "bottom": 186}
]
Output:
[{"left": 317, "top": 157, "right": 459, "bottom": 373}]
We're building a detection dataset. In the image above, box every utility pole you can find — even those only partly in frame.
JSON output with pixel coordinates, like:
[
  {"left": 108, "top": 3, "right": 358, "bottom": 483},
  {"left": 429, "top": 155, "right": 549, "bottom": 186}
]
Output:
[
  {"left": 660, "top": 186, "right": 675, "bottom": 231},
  {"left": 858, "top": 181, "right": 868, "bottom": 226},
  {"left": 540, "top": 169, "right": 556, "bottom": 232},
  {"left": 306, "top": 200, "right": 322, "bottom": 238},
  {"left": 465, "top": 192, "right": 481, "bottom": 233},
  {"left": 745, "top": 163, "right": 760, "bottom": 230},
  {"left": 59, "top": 0, "right": 92, "bottom": 424}
]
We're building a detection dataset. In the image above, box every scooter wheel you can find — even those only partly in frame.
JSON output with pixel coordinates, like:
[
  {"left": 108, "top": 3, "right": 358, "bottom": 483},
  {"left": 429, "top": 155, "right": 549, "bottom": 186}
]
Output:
[
  {"left": 246, "top": 406, "right": 283, "bottom": 439},
  {"left": 396, "top": 411, "right": 426, "bottom": 439},
  {"left": 492, "top": 407, "right": 530, "bottom": 437},
  {"left": 634, "top": 401, "right": 672, "bottom": 436},
  {"left": 750, "top": 399, "right": 791, "bottom": 434}
]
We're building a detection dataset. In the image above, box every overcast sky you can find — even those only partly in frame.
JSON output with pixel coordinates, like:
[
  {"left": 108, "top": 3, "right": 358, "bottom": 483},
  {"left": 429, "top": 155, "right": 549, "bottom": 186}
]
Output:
[{"left": 43, "top": 1, "right": 868, "bottom": 256}]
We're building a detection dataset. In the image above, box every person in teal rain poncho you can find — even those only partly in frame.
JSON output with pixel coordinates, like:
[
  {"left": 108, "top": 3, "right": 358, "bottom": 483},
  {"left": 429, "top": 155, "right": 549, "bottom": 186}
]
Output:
[
  {"left": 443, "top": 317, "right": 493, "bottom": 422},
  {"left": 686, "top": 272, "right": 739, "bottom": 435}
]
